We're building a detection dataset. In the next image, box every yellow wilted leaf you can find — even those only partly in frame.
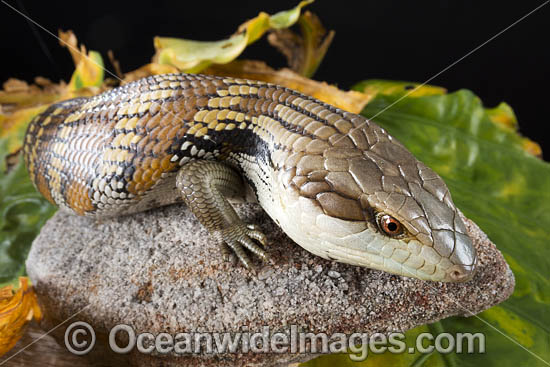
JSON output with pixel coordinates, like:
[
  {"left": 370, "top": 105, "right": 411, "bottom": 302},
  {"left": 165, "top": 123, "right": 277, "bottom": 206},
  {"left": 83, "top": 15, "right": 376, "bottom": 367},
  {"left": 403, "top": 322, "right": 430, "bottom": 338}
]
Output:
[
  {"left": 153, "top": 1, "right": 313, "bottom": 73},
  {"left": 0, "top": 78, "right": 64, "bottom": 112},
  {"left": 268, "top": 11, "right": 335, "bottom": 77},
  {"left": 0, "top": 277, "right": 42, "bottom": 358},
  {"left": 0, "top": 105, "right": 49, "bottom": 154},
  {"left": 0, "top": 31, "right": 106, "bottom": 155},
  {"left": 0, "top": 78, "right": 64, "bottom": 155},
  {"left": 59, "top": 30, "right": 105, "bottom": 92},
  {"left": 204, "top": 60, "right": 372, "bottom": 113}
]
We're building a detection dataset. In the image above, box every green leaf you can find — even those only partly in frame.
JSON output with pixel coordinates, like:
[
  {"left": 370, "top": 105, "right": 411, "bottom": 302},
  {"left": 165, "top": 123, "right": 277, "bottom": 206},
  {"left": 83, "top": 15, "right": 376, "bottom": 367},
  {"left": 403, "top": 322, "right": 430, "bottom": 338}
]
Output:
[
  {"left": 353, "top": 79, "right": 447, "bottom": 98},
  {"left": 302, "top": 324, "right": 449, "bottom": 367},
  {"left": 304, "top": 84, "right": 550, "bottom": 366},
  {"left": 0, "top": 140, "right": 56, "bottom": 287}
]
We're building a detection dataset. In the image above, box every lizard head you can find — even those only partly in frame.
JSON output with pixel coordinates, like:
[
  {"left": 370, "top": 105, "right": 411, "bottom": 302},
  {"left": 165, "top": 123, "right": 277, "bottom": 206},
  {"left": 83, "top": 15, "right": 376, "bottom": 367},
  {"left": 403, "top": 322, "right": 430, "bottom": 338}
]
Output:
[{"left": 274, "top": 126, "right": 477, "bottom": 283}]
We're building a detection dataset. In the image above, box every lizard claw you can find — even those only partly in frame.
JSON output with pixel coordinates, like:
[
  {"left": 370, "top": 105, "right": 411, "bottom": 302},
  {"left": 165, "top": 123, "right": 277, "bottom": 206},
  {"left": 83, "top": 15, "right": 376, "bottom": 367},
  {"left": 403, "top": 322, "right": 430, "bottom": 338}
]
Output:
[
  {"left": 218, "top": 223, "right": 270, "bottom": 271},
  {"left": 246, "top": 224, "right": 268, "bottom": 246}
]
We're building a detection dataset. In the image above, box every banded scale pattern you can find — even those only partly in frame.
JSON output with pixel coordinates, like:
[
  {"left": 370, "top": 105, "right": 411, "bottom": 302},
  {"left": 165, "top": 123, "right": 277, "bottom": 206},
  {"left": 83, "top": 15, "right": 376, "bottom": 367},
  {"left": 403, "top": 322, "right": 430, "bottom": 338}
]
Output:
[{"left": 23, "top": 73, "right": 477, "bottom": 282}]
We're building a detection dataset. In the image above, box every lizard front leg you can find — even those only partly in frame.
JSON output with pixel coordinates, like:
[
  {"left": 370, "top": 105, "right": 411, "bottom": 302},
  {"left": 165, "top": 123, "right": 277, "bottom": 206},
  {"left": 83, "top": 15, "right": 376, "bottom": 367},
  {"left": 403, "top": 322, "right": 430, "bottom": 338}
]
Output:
[{"left": 176, "top": 160, "right": 269, "bottom": 271}]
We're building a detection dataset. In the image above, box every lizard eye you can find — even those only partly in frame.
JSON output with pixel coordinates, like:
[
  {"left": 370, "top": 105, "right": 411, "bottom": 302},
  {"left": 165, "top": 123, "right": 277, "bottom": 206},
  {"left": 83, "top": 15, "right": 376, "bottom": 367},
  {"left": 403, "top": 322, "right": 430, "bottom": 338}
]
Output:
[{"left": 378, "top": 214, "right": 404, "bottom": 237}]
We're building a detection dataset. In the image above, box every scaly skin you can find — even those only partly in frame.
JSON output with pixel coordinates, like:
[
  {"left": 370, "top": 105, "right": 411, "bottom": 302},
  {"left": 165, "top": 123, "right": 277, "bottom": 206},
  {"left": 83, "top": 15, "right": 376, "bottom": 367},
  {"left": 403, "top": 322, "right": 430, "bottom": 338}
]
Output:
[{"left": 23, "top": 73, "right": 477, "bottom": 282}]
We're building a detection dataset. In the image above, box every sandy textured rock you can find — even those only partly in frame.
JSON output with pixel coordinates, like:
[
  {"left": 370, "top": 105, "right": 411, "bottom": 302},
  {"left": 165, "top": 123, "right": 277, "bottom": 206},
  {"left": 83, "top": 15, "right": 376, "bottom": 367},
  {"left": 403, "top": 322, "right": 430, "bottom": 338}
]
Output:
[{"left": 26, "top": 203, "right": 514, "bottom": 366}]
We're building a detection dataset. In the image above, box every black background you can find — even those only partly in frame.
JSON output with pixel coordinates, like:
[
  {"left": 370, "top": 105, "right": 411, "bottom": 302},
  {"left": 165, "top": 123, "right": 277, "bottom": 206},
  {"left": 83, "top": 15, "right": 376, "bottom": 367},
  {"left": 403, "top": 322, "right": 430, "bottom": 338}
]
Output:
[{"left": 2, "top": 0, "right": 549, "bottom": 158}]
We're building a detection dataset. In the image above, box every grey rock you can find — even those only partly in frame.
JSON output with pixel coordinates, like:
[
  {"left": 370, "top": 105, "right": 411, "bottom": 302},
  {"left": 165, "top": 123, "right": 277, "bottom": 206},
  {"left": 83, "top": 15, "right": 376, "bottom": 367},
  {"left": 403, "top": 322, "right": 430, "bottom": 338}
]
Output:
[{"left": 26, "top": 203, "right": 514, "bottom": 366}]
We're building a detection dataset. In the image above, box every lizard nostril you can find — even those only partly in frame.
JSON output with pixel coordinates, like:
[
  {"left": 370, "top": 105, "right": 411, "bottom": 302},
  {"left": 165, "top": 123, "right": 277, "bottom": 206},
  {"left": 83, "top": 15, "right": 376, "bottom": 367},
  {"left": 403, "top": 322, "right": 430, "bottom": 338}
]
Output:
[
  {"left": 448, "top": 264, "right": 475, "bottom": 282},
  {"left": 451, "top": 270, "right": 462, "bottom": 280}
]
